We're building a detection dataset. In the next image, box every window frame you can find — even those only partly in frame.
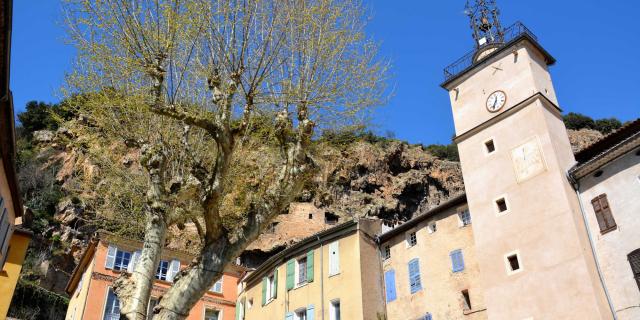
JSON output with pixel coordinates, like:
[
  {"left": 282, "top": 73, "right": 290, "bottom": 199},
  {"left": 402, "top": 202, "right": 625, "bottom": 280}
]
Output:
[
  {"left": 113, "top": 249, "right": 132, "bottom": 271},
  {"left": 210, "top": 277, "right": 223, "bottom": 294},
  {"left": 295, "top": 256, "right": 308, "bottom": 286},
  {"left": 155, "top": 260, "right": 170, "bottom": 281},
  {"left": 427, "top": 221, "right": 437, "bottom": 234},
  {"left": 408, "top": 258, "right": 423, "bottom": 294},
  {"left": 266, "top": 272, "right": 277, "bottom": 302},
  {"left": 483, "top": 137, "right": 497, "bottom": 155},
  {"left": 204, "top": 307, "right": 222, "bottom": 320},
  {"left": 329, "top": 299, "right": 341, "bottom": 320},
  {"left": 382, "top": 245, "right": 391, "bottom": 260},
  {"left": 294, "top": 308, "right": 307, "bottom": 320},
  {"left": 494, "top": 196, "right": 510, "bottom": 216},
  {"left": 458, "top": 209, "right": 472, "bottom": 227},
  {"left": 628, "top": 249, "right": 640, "bottom": 293},
  {"left": 504, "top": 250, "right": 523, "bottom": 276},
  {"left": 406, "top": 230, "right": 417, "bottom": 248}
]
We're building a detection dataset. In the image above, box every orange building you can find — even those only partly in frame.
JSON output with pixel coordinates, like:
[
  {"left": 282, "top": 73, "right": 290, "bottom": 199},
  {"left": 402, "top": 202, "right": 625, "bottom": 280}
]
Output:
[{"left": 65, "top": 232, "right": 245, "bottom": 320}]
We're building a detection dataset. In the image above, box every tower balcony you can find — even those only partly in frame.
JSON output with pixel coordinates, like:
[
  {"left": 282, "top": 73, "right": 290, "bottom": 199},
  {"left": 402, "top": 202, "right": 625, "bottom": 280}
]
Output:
[{"left": 442, "top": 22, "right": 545, "bottom": 84}]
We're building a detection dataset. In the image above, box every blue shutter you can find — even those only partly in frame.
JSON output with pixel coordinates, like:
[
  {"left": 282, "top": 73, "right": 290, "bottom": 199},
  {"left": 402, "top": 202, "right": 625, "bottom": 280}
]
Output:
[
  {"left": 384, "top": 269, "right": 397, "bottom": 302},
  {"left": 307, "top": 304, "right": 315, "bottom": 320},
  {"left": 408, "top": 258, "right": 422, "bottom": 294},
  {"left": 424, "top": 312, "right": 433, "bottom": 320},
  {"left": 450, "top": 249, "right": 465, "bottom": 273},
  {"left": 285, "top": 312, "right": 294, "bottom": 320}
]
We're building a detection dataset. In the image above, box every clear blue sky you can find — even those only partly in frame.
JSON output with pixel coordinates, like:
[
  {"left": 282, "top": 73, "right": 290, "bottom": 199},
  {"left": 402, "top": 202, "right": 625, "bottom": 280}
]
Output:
[{"left": 10, "top": 1, "right": 639, "bottom": 145}]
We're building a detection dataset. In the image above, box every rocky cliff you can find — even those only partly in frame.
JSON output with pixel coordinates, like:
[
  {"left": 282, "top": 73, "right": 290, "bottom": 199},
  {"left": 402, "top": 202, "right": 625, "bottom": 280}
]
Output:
[{"left": 17, "top": 126, "right": 603, "bottom": 294}]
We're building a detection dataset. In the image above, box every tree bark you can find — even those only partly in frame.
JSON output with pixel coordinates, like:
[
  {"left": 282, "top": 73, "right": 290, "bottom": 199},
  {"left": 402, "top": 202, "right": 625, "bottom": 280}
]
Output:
[{"left": 115, "top": 145, "right": 169, "bottom": 320}]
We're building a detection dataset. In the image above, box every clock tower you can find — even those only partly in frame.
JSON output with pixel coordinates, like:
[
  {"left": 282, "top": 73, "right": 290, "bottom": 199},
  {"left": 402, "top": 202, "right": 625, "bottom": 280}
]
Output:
[{"left": 442, "top": 1, "right": 613, "bottom": 319}]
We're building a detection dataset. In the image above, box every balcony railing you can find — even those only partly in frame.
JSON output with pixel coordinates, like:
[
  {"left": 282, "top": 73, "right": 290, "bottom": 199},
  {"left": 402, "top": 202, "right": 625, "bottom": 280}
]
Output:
[{"left": 443, "top": 21, "right": 538, "bottom": 81}]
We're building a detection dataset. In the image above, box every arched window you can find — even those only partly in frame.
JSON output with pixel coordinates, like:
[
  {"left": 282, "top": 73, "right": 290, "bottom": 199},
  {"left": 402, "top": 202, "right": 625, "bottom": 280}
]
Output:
[{"left": 629, "top": 249, "right": 640, "bottom": 292}]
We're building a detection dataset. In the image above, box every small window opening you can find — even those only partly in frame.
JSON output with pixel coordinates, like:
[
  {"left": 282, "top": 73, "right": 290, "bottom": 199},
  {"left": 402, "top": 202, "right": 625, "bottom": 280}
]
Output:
[
  {"left": 461, "top": 289, "right": 471, "bottom": 311},
  {"left": 308, "top": 213, "right": 313, "bottom": 219},
  {"left": 407, "top": 232, "right": 417, "bottom": 247},
  {"left": 382, "top": 245, "right": 391, "bottom": 260},
  {"left": 635, "top": 149, "right": 640, "bottom": 156},
  {"left": 484, "top": 139, "right": 496, "bottom": 153},
  {"left": 496, "top": 198, "right": 508, "bottom": 213},
  {"left": 427, "top": 222, "right": 437, "bottom": 234},
  {"left": 325, "top": 212, "right": 339, "bottom": 225},
  {"left": 594, "top": 170, "right": 604, "bottom": 177},
  {"left": 507, "top": 254, "right": 520, "bottom": 272}
]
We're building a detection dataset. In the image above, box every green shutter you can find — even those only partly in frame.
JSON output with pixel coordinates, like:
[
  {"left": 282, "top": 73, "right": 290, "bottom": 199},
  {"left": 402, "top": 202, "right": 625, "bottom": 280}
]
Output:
[
  {"left": 236, "top": 301, "right": 240, "bottom": 320},
  {"left": 273, "top": 268, "right": 278, "bottom": 299},
  {"left": 261, "top": 277, "right": 267, "bottom": 305},
  {"left": 307, "top": 250, "right": 314, "bottom": 283},
  {"left": 286, "top": 259, "right": 295, "bottom": 290}
]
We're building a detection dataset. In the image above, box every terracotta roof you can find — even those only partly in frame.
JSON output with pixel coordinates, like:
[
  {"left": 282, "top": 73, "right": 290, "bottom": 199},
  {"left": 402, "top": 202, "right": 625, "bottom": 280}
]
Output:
[
  {"left": 570, "top": 118, "right": 640, "bottom": 179},
  {"left": 377, "top": 193, "right": 467, "bottom": 243}
]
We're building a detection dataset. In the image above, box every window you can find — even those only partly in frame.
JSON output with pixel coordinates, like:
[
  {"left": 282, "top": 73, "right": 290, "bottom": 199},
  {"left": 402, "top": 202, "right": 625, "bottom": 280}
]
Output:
[
  {"left": 204, "top": 309, "right": 220, "bottom": 320},
  {"left": 458, "top": 209, "right": 471, "bottom": 227},
  {"left": 591, "top": 194, "right": 617, "bottom": 234},
  {"left": 384, "top": 269, "right": 397, "bottom": 302},
  {"left": 406, "top": 231, "right": 417, "bottom": 247},
  {"left": 505, "top": 251, "right": 522, "bottom": 275},
  {"left": 147, "top": 298, "right": 158, "bottom": 320},
  {"left": 325, "top": 212, "right": 339, "bottom": 224},
  {"left": 408, "top": 258, "right": 422, "bottom": 294},
  {"left": 330, "top": 300, "right": 341, "bottom": 320},
  {"left": 263, "top": 270, "right": 278, "bottom": 304},
  {"left": 308, "top": 214, "right": 313, "bottom": 219},
  {"left": 382, "top": 245, "right": 391, "bottom": 260},
  {"left": 628, "top": 249, "right": 640, "bottom": 292},
  {"left": 329, "top": 242, "right": 339, "bottom": 276},
  {"left": 210, "top": 278, "right": 223, "bottom": 293},
  {"left": 247, "top": 298, "right": 253, "bottom": 309},
  {"left": 427, "top": 222, "right": 437, "bottom": 234},
  {"left": 450, "top": 249, "right": 465, "bottom": 273},
  {"left": 297, "top": 256, "right": 308, "bottom": 285},
  {"left": 295, "top": 308, "right": 307, "bottom": 320},
  {"left": 103, "top": 288, "right": 120, "bottom": 320},
  {"left": 106, "top": 246, "right": 132, "bottom": 271},
  {"left": 484, "top": 139, "right": 496, "bottom": 154},
  {"left": 495, "top": 198, "right": 508, "bottom": 214},
  {"left": 423, "top": 313, "right": 433, "bottom": 320},
  {"left": 156, "top": 260, "right": 169, "bottom": 281},
  {"left": 461, "top": 289, "right": 471, "bottom": 311}
]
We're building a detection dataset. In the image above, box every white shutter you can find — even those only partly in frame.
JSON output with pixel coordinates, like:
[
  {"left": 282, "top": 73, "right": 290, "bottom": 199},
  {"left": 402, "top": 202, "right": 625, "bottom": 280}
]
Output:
[
  {"left": 168, "top": 259, "right": 181, "bottom": 282},
  {"left": 128, "top": 250, "right": 141, "bottom": 273},
  {"left": 328, "top": 241, "right": 340, "bottom": 276},
  {"left": 105, "top": 245, "right": 117, "bottom": 269}
]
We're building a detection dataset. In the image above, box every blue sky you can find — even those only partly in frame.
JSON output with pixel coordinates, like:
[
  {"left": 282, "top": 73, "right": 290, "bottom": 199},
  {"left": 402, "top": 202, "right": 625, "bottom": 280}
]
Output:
[{"left": 10, "top": 1, "right": 639, "bottom": 145}]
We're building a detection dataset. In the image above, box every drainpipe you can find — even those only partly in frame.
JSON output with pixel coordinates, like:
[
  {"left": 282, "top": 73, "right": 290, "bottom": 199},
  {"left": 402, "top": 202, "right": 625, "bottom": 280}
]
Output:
[
  {"left": 318, "top": 235, "right": 325, "bottom": 320},
  {"left": 567, "top": 172, "right": 617, "bottom": 320}
]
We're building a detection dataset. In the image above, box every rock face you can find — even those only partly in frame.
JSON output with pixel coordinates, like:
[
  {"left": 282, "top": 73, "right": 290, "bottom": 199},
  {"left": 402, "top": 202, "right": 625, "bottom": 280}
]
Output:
[
  {"left": 20, "top": 127, "right": 602, "bottom": 294},
  {"left": 568, "top": 129, "right": 604, "bottom": 153}
]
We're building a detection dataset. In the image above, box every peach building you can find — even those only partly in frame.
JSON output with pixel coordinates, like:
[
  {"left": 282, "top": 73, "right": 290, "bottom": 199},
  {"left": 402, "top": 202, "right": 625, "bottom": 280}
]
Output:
[{"left": 64, "top": 233, "right": 245, "bottom": 320}]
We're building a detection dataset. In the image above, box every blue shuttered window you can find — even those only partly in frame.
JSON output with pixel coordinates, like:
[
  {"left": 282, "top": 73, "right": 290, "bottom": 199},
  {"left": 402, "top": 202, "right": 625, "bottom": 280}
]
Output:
[
  {"left": 424, "top": 312, "right": 433, "bottom": 320},
  {"left": 307, "top": 304, "right": 315, "bottom": 320},
  {"left": 285, "top": 312, "right": 294, "bottom": 320},
  {"left": 450, "top": 249, "right": 465, "bottom": 273},
  {"left": 384, "top": 269, "right": 397, "bottom": 302},
  {"left": 408, "top": 258, "right": 422, "bottom": 294}
]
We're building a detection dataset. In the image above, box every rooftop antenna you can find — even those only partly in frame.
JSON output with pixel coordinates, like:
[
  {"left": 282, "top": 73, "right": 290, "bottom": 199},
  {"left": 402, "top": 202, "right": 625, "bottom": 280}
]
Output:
[{"left": 465, "top": 0, "right": 504, "bottom": 49}]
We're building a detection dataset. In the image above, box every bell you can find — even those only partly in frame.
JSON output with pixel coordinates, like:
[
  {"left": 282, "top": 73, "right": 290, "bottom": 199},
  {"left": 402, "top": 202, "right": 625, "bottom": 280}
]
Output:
[{"left": 479, "top": 17, "right": 491, "bottom": 32}]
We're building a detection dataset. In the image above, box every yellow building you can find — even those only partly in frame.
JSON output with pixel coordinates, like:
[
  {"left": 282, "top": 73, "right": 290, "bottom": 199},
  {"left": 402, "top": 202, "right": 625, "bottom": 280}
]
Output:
[
  {"left": 378, "top": 194, "right": 486, "bottom": 320},
  {"left": 0, "top": 0, "right": 33, "bottom": 317},
  {"left": 237, "top": 219, "right": 386, "bottom": 320}
]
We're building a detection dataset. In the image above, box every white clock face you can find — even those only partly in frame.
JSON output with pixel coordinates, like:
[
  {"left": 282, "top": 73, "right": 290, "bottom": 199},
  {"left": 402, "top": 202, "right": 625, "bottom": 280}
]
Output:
[{"left": 486, "top": 90, "right": 506, "bottom": 112}]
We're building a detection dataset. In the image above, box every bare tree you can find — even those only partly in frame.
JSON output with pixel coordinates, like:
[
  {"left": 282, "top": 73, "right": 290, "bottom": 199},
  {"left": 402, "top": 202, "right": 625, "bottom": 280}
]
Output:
[{"left": 64, "top": 0, "right": 389, "bottom": 319}]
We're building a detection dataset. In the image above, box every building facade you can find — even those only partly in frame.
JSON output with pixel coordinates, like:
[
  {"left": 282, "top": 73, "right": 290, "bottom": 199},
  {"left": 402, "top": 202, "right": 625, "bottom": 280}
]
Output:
[
  {"left": 378, "top": 194, "right": 486, "bottom": 320},
  {"left": 237, "top": 219, "right": 386, "bottom": 320},
  {"left": 65, "top": 233, "right": 244, "bottom": 320},
  {"left": 0, "top": 0, "right": 33, "bottom": 317},
  {"left": 569, "top": 120, "right": 640, "bottom": 320},
  {"left": 441, "top": 15, "right": 612, "bottom": 319}
]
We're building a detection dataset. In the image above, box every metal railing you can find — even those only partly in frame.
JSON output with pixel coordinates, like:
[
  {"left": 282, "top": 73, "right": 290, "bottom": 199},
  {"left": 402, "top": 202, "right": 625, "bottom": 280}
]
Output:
[{"left": 443, "top": 21, "right": 538, "bottom": 81}]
